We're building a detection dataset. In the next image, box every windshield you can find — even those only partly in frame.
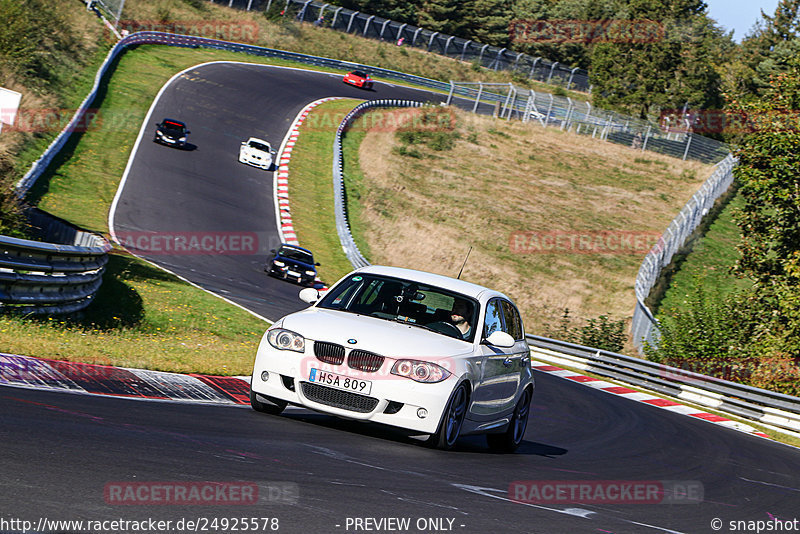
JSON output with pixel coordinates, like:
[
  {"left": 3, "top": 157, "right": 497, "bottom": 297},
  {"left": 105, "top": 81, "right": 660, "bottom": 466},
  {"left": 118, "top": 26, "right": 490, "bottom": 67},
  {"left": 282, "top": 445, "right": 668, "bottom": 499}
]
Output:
[
  {"left": 248, "top": 140, "right": 270, "bottom": 151},
  {"left": 352, "top": 71, "right": 368, "bottom": 78},
  {"left": 160, "top": 121, "right": 185, "bottom": 135},
  {"left": 318, "top": 273, "right": 478, "bottom": 342},
  {"left": 278, "top": 246, "right": 314, "bottom": 264}
]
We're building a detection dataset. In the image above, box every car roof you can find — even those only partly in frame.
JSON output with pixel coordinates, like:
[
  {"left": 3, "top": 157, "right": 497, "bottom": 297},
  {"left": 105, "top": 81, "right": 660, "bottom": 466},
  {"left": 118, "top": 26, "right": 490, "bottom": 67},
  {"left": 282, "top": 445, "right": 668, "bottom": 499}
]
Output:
[
  {"left": 352, "top": 265, "right": 507, "bottom": 301},
  {"left": 161, "top": 119, "right": 186, "bottom": 127},
  {"left": 247, "top": 137, "right": 269, "bottom": 145}
]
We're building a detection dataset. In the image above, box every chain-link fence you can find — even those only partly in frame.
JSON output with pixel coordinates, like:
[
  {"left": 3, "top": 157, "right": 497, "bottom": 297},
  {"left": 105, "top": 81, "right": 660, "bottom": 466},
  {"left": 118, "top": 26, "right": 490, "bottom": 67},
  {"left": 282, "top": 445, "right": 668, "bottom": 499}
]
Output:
[
  {"left": 631, "top": 154, "right": 737, "bottom": 353},
  {"left": 90, "top": 0, "right": 125, "bottom": 25},
  {"left": 209, "top": 0, "right": 592, "bottom": 92},
  {"left": 447, "top": 81, "right": 730, "bottom": 164}
]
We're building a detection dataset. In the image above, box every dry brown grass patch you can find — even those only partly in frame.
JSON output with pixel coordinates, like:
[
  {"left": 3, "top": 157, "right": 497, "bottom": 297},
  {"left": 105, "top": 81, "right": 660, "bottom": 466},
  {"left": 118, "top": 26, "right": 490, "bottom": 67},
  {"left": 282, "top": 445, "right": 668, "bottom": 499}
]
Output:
[{"left": 356, "top": 107, "right": 713, "bottom": 344}]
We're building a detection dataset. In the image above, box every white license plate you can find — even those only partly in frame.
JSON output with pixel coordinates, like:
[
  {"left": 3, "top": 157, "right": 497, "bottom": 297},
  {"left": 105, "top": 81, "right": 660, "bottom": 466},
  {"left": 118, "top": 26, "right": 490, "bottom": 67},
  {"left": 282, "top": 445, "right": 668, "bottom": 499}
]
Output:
[
  {"left": 309, "top": 368, "right": 372, "bottom": 395},
  {"left": 287, "top": 270, "right": 301, "bottom": 277}
]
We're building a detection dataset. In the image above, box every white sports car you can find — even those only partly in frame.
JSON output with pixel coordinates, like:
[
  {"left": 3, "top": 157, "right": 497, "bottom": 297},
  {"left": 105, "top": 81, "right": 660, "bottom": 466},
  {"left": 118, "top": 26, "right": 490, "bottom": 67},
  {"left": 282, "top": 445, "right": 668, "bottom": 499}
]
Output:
[
  {"left": 238, "top": 137, "right": 275, "bottom": 170},
  {"left": 250, "top": 265, "right": 534, "bottom": 451}
]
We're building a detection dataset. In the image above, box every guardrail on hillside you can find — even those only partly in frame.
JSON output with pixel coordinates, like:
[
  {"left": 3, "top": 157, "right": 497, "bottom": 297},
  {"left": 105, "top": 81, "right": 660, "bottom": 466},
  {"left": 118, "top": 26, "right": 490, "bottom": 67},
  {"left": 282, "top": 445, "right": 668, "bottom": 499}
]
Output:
[
  {"left": 527, "top": 334, "right": 800, "bottom": 435},
  {"left": 446, "top": 81, "right": 729, "bottom": 164},
  {"left": 274, "top": 0, "right": 592, "bottom": 92},
  {"left": 0, "top": 210, "right": 110, "bottom": 314},
  {"left": 332, "top": 99, "right": 423, "bottom": 268},
  {"left": 631, "top": 154, "right": 737, "bottom": 352}
]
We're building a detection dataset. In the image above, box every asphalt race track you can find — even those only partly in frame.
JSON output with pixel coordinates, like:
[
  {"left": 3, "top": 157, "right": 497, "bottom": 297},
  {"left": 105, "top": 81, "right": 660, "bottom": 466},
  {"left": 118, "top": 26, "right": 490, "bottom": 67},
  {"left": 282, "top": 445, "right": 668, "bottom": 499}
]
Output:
[
  {"left": 2, "top": 370, "right": 800, "bottom": 533},
  {"left": 111, "top": 62, "right": 447, "bottom": 321},
  {"left": 2, "top": 62, "right": 800, "bottom": 534}
]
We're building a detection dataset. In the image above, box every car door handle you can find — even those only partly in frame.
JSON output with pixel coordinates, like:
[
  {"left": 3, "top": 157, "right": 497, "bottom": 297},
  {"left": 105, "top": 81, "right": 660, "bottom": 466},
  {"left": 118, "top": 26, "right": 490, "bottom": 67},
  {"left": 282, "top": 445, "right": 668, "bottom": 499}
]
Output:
[{"left": 503, "top": 357, "right": 514, "bottom": 367}]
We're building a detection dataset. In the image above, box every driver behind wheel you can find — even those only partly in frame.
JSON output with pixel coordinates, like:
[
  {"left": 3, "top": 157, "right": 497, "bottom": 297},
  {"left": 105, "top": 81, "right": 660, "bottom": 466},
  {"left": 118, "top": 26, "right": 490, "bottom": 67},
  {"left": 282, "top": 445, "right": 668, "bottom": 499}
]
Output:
[{"left": 450, "top": 300, "right": 473, "bottom": 340}]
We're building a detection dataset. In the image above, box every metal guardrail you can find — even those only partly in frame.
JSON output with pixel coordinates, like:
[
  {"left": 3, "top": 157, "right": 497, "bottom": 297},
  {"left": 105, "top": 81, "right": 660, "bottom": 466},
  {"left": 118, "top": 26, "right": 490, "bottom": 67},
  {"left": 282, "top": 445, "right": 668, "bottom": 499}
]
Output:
[
  {"left": 446, "top": 81, "right": 730, "bottom": 164},
  {"left": 0, "top": 210, "right": 110, "bottom": 314},
  {"left": 332, "top": 100, "right": 423, "bottom": 268},
  {"left": 273, "top": 0, "right": 592, "bottom": 92},
  {"left": 527, "top": 335, "right": 800, "bottom": 435},
  {"left": 631, "top": 154, "right": 737, "bottom": 352}
]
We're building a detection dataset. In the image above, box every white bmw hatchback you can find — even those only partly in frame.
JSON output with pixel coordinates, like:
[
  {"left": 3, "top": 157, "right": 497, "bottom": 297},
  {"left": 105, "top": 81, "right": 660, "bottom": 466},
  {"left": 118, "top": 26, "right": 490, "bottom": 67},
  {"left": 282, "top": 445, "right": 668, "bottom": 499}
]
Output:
[
  {"left": 250, "top": 265, "right": 534, "bottom": 451},
  {"left": 238, "top": 137, "right": 275, "bottom": 170}
]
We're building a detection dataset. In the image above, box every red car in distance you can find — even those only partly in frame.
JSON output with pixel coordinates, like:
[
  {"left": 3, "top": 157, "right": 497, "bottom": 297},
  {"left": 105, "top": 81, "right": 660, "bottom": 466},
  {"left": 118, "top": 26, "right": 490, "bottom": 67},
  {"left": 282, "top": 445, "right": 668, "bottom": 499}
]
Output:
[{"left": 343, "top": 70, "right": 373, "bottom": 90}]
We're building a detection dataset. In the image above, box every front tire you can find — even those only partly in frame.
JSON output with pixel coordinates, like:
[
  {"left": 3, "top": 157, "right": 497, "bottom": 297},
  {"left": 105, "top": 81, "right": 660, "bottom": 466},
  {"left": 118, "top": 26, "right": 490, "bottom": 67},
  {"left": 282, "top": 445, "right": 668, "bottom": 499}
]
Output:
[
  {"left": 250, "top": 387, "right": 287, "bottom": 415},
  {"left": 486, "top": 386, "right": 531, "bottom": 453},
  {"left": 428, "top": 382, "right": 468, "bottom": 450}
]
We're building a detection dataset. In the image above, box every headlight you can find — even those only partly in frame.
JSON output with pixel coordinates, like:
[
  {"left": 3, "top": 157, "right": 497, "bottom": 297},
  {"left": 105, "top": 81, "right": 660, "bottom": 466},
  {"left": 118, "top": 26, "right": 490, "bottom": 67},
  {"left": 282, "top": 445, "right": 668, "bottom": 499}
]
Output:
[
  {"left": 156, "top": 131, "right": 163, "bottom": 137},
  {"left": 391, "top": 360, "right": 450, "bottom": 383},
  {"left": 267, "top": 328, "right": 305, "bottom": 352},
  {"left": 273, "top": 260, "right": 285, "bottom": 267},
  {"left": 304, "top": 270, "right": 315, "bottom": 276},
  {"left": 179, "top": 137, "right": 187, "bottom": 142}
]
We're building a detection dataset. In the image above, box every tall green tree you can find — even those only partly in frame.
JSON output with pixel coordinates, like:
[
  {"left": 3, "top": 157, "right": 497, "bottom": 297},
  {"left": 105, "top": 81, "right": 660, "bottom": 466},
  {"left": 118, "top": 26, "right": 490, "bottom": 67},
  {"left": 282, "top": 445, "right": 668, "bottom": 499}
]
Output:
[
  {"left": 417, "top": 0, "right": 462, "bottom": 35},
  {"left": 461, "top": 0, "right": 514, "bottom": 47},
  {"left": 731, "top": 55, "right": 800, "bottom": 356},
  {"left": 725, "top": 0, "right": 800, "bottom": 101},
  {"left": 589, "top": 0, "right": 729, "bottom": 118},
  {"left": 511, "top": 0, "right": 619, "bottom": 69}
]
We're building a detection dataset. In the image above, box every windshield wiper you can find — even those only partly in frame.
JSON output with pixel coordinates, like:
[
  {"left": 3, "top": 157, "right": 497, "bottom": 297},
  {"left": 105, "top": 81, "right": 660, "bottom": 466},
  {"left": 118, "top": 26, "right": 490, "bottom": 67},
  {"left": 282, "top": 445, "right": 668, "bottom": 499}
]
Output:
[{"left": 391, "top": 317, "right": 438, "bottom": 333}]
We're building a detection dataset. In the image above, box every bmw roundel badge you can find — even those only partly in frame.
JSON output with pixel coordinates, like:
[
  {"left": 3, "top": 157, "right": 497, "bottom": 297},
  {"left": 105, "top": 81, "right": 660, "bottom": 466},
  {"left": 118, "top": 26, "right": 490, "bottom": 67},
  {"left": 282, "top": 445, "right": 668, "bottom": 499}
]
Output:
[{"left": 347, "top": 338, "right": 357, "bottom": 344}]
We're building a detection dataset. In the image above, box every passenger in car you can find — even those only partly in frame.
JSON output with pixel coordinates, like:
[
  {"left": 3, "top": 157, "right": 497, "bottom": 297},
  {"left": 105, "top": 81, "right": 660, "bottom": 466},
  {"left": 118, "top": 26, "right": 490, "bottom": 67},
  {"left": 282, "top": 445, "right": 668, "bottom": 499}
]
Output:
[{"left": 450, "top": 300, "right": 473, "bottom": 340}]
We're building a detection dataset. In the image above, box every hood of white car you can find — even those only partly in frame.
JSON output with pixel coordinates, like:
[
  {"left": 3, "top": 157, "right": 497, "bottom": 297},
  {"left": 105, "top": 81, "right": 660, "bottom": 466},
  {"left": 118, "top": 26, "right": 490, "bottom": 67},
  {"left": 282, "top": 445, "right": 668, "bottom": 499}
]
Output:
[
  {"left": 243, "top": 147, "right": 270, "bottom": 159},
  {"left": 282, "top": 308, "right": 473, "bottom": 361}
]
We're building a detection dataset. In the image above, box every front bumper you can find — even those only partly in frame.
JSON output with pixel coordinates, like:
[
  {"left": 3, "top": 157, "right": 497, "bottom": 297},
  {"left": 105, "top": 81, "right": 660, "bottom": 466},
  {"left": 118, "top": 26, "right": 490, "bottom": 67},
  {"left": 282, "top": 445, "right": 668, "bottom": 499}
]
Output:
[
  {"left": 267, "top": 266, "right": 315, "bottom": 285},
  {"left": 239, "top": 153, "right": 272, "bottom": 169},
  {"left": 155, "top": 134, "right": 185, "bottom": 146},
  {"left": 251, "top": 343, "right": 457, "bottom": 435}
]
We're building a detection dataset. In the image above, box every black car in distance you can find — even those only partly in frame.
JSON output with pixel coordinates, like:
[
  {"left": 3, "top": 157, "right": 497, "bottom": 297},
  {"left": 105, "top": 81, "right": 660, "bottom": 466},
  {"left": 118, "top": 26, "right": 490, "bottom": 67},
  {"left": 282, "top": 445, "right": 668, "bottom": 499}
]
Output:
[{"left": 154, "top": 118, "right": 190, "bottom": 148}]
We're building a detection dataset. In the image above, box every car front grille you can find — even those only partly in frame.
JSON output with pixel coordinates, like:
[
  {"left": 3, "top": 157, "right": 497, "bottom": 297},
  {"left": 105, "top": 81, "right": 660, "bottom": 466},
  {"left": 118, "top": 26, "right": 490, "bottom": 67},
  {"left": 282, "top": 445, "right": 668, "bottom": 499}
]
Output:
[
  {"left": 348, "top": 350, "right": 384, "bottom": 373},
  {"left": 314, "top": 341, "right": 345, "bottom": 365},
  {"left": 300, "top": 382, "right": 379, "bottom": 413}
]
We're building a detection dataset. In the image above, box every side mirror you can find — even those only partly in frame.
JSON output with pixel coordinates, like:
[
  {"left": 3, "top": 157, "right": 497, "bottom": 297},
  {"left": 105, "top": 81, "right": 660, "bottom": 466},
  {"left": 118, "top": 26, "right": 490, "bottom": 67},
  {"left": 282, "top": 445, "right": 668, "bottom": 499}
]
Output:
[
  {"left": 186, "top": 130, "right": 191, "bottom": 134},
  {"left": 484, "top": 331, "right": 515, "bottom": 348},
  {"left": 270, "top": 249, "right": 276, "bottom": 254},
  {"left": 299, "top": 287, "right": 321, "bottom": 304},
  {"left": 315, "top": 262, "right": 321, "bottom": 266}
]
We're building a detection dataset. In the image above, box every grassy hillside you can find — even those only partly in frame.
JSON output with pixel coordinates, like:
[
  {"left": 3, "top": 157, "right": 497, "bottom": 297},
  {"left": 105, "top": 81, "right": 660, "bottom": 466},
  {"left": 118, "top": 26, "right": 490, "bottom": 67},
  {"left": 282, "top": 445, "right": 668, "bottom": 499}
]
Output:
[
  {"left": 350, "top": 107, "right": 712, "bottom": 341},
  {"left": 654, "top": 190, "right": 751, "bottom": 319}
]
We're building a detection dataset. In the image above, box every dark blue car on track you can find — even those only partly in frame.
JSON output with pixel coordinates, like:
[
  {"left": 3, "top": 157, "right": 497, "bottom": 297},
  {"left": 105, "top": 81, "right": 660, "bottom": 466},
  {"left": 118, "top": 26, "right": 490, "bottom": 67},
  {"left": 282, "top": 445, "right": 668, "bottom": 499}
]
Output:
[{"left": 266, "top": 244, "right": 320, "bottom": 286}]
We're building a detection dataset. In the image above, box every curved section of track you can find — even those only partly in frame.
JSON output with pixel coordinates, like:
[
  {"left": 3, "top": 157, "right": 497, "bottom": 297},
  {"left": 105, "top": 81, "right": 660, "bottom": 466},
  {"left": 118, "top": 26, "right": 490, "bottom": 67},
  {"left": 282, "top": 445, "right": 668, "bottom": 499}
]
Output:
[{"left": 111, "top": 62, "right": 445, "bottom": 320}]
